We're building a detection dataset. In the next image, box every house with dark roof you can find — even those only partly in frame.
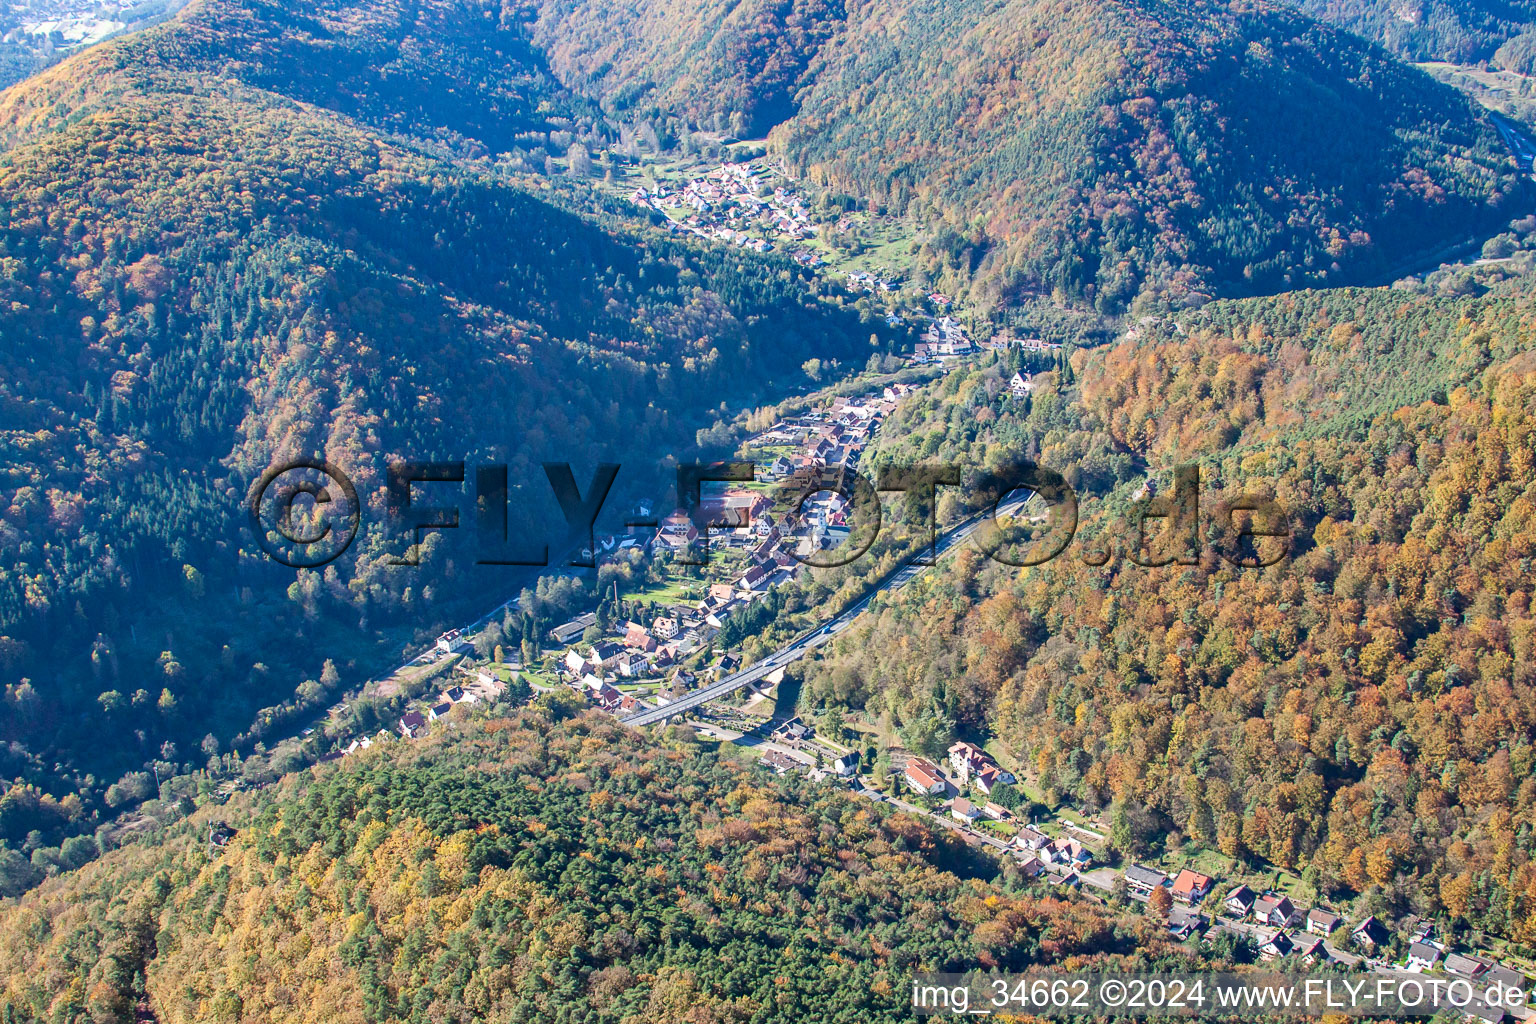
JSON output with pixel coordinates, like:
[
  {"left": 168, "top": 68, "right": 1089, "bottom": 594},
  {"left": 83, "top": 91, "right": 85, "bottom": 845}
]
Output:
[
  {"left": 1253, "top": 894, "right": 1299, "bottom": 928},
  {"left": 548, "top": 612, "right": 596, "bottom": 645},
  {"left": 1259, "top": 931, "right": 1294, "bottom": 961},
  {"left": 1463, "top": 997, "right": 1512, "bottom": 1024},
  {"left": 1306, "top": 909, "right": 1342, "bottom": 934},
  {"left": 738, "top": 562, "right": 772, "bottom": 591},
  {"left": 1124, "top": 864, "right": 1168, "bottom": 895},
  {"left": 772, "top": 717, "right": 811, "bottom": 743},
  {"left": 1167, "top": 906, "right": 1205, "bottom": 940},
  {"left": 1482, "top": 964, "right": 1527, "bottom": 990},
  {"left": 1014, "top": 827, "right": 1050, "bottom": 851},
  {"left": 399, "top": 711, "right": 427, "bottom": 738},
  {"left": 759, "top": 751, "right": 799, "bottom": 774},
  {"left": 1352, "top": 916, "right": 1388, "bottom": 950},
  {"left": 1407, "top": 942, "right": 1442, "bottom": 971},
  {"left": 1223, "top": 884, "right": 1256, "bottom": 917},
  {"left": 587, "top": 642, "right": 623, "bottom": 670},
  {"left": 1443, "top": 953, "right": 1488, "bottom": 978},
  {"left": 763, "top": 455, "right": 792, "bottom": 480}
]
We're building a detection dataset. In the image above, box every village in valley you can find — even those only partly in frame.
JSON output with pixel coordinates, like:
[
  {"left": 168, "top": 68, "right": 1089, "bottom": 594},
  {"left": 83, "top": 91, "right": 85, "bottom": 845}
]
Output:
[
  {"left": 624, "top": 151, "right": 1066, "bottom": 366},
  {"left": 345, "top": 367, "right": 1535, "bottom": 1014},
  {"left": 502, "top": 381, "right": 911, "bottom": 720},
  {"left": 303, "top": 144, "right": 1075, "bottom": 795},
  {"left": 240, "top": 147, "right": 1533, "bottom": 1021},
  {"left": 628, "top": 159, "right": 817, "bottom": 256}
]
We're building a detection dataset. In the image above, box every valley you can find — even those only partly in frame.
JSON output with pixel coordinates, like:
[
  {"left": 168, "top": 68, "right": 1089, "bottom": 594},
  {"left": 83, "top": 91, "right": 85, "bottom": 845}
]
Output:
[{"left": 3, "top": 0, "right": 1536, "bottom": 1020}]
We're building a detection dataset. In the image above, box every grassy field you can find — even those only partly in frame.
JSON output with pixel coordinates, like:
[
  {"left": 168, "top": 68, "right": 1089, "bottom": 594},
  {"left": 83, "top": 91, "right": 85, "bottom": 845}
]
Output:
[
  {"left": 1159, "top": 847, "right": 1235, "bottom": 881},
  {"left": 1057, "top": 807, "right": 1098, "bottom": 830},
  {"left": 1267, "top": 869, "right": 1314, "bottom": 904},
  {"left": 621, "top": 576, "right": 703, "bottom": 606},
  {"left": 1012, "top": 779, "right": 1050, "bottom": 807},
  {"left": 982, "top": 737, "right": 1024, "bottom": 776},
  {"left": 372, "top": 653, "right": 463, "bottom": 700}
]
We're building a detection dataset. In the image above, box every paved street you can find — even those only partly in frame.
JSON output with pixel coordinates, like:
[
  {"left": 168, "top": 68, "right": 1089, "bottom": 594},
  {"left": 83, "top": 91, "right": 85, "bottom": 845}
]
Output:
[{"left": 622, "top": 499, "right": 1032, "bottom": 727}]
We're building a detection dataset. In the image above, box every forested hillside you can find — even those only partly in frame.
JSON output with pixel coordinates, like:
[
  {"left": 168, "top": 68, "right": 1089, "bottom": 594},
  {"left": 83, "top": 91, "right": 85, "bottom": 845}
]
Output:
[
  {"left": 0, "top": 0, "right": 882, "bottom": 866},
  {"left": 529, "top": 0, "right": 1530, "bottom": 310},
  {"left": 0, "top": 709, "right": 1172, "bottom": 1022},
  {"left": 803, "top": 281, "right": 1536, "bottom": 938},
  {"left": 1295, "top": 0, "right": 1536, "bottom": 63},
  {"left": 528, "top": 0, "right": 844, "bottom": 139}
]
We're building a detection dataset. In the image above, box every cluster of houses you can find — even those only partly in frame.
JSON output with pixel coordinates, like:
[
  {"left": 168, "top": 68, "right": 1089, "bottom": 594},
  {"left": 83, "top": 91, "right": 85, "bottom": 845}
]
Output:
[
  {"left": 1390, "top": 919, "right": 1532, "bottom": 1020},
  {"left": 592, "top": 389, "right": 901, "bottom": 569},
  {"left": 911, "top": 317, "right": 1064, "bottom": 367},
  {"left": 1012, "top": 825, "right": 1096, "bottom": 884},
  {"left": 394, "top": 682, "right": 491, "bottom": 741},
  {"left": 947, "top": 741, "right": 1016, "bottom": 794},
  {"left": 311, "top": 658, "right": 515, "bottom": 759},
  {"left": 914, "top": 317, "right": 974, "bottom": 361},
  {"left": 628, "top": 160, "right": 816, "bottom": 252},
  {"left": 756, "top": 732, "right": 862, "bottom": 780},
  {"left": 984, "top": 335, "right": 1065, "bottom": 354},
  {"left": 903, "top": 742, "right": 1112, "bottom": 878},
  {"left": 1213, "top": 884, "right": 1364, "bottom": 964},
  {"left": 790, "top": 249, "right": 825, "bottom": 269},
  {"left": 845, "top": 269, "right": 899, "bottom": 294},
  {"left": 902, "top": 741, "right": 1017, "bottom": 799},
  {"left": 747, "top": 389, "right": 903, "bottom": 557},
  {"left": 623, "top": 160, "right": 1072, "bottom": 379},
  {"left": 1106, "top": 864, "right": 1535, "bottom": 1014},
  {"left": 553, "top": 611, "right": 724, "bottom": 714},
  {"left": 1125, "top": 865, "right": 1217, "bottom": 903},
  {"left": 631, "top": 164, "right": 1068, "bottom": 375},
  {"left": 553, "top": 386, "right": 910, "bottom": 719}
]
